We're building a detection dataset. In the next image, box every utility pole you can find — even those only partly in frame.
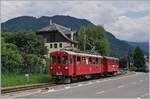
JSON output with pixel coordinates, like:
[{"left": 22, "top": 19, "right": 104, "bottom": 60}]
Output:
[
  {"left": 84, "top": 34, "right": 86, "bottom": 52},
  {"left": 83, "top": 28, "right": 86, "bottom": 52}
]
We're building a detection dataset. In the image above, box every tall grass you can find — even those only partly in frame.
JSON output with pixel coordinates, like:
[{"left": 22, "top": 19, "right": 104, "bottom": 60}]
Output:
[{"left": 1, "top": 74, "right": 52, "bottom": 87}]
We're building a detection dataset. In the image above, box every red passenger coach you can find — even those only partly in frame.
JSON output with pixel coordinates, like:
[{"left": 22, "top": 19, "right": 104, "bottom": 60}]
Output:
[
  {"left": 103, "top": 56, "right": 119, "bottom": 75},
  {"left": 49, "top": 50, "right": 119, "bottom": 83}
]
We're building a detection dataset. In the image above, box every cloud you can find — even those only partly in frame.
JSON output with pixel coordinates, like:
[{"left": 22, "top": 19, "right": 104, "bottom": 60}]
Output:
[{"left": 1, "top": 1, "right": 150, "bottom": 42}]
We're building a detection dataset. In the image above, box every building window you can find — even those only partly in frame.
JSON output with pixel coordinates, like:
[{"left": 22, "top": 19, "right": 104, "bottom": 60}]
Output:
[
  {"left": 59, "top": 43, "right": 62, "bottom": 48},
  {"left": 54, "top": 43, "right": 57, "bottom": 48},
  {"left": 50, "top": 44, "right": 53, "bottom": 48}
]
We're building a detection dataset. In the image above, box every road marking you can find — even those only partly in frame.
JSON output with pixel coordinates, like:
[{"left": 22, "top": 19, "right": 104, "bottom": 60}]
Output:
[
  {"left": 48, "top": 88, "right": 55, "bottom": 92},
  {"left": 96, "top": 91, "right": 105, "bottom": 94},
  {"left": 78, "top": 84, "right": 83, "bottom": 86},
  {"left": 137, "top": 97, "right": 141, "bottom": 99},
  {"left": 131, "top": 82, "right": 137, "bottom": 84},
  {"left": 21, "top": 73, "right": 139, "bottom": 96},
  {"left": 65, "top": 86, "right": 71, "bottom": 89},
  {"left": 38, "top": 73, "right": 139, "bottom": 95},
  {"left": 96, "top": 80, "right": 100, "bottom": 83},
  {"left": 88, "top": 82, "right": 92, "bottom": 85},
  {"left": 117, "top": 85, "right": 124, "bottom": 88}
]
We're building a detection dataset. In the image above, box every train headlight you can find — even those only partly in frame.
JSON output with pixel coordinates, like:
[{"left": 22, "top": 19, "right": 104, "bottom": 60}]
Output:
[
  {"left": 50, "top": 67, "right": 53, "bottom": 69},
  {"left": 65, "top": 66, "right": 68, "bottom": 70}
]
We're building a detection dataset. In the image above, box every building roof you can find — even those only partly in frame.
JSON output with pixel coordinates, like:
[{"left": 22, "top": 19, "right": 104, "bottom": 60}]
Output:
[
  {"left": 36, "top": 23, "right": 77, "bottom": 44},
  {"left": 37, "top": 23, "right": 76, "bottom": 35}
]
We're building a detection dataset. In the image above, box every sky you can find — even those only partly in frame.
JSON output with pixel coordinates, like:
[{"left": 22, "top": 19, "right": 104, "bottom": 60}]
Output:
[{"left": 1, "top": 0, "right": 150, "bottom": 42}]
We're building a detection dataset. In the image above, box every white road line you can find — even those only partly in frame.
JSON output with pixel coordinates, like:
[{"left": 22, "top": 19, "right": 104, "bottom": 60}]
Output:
[
  {"left": 78, "top": 84, "right": 83, "bottom": 86},
  {"left": 48, "top": 88, "right": 55, "bottom": 92},
  {"left": 131, "top": 82, "right": 137, "bottom": 84},
  {"left": 88, "top": 82, "right": 92, "bottom": 85},
  {"left": 137, "top": 97, "right": 141, "bottom": 99},
  {"left": 96, "top": 91, "right": 105, "bottom": 94},
  {"left": 96, "top": 80, "right": 100, "bottom": 83},
  {"left": 117, "top": 85, "right": 125, "bottom": 88},
  {"left": 65, "top": 86, "right": 71, "bottom": 89}
]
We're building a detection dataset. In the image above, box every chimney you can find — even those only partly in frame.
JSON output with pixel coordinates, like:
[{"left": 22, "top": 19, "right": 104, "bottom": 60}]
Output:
[
  {"left": 71, "top": 31, "right": 74, "bottom": 40},
  {"left": 50, "top": 19, "right": 52, "bottom": 25}
]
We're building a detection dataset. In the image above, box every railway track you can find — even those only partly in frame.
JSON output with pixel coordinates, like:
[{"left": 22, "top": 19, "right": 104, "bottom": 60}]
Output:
[{"left": 1, "top": 83, "right": 56, "bottom": 94}]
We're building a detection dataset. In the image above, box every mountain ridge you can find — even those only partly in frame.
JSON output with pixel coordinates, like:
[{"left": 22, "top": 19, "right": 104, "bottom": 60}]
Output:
[{"left": 2, "top": 15, "right": 147, "bottom": 58}]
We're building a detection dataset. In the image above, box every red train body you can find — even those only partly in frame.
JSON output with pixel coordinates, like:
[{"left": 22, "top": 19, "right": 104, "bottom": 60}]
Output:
[{"left": 50, "top": 50, "right": 119, "bottom": 83}]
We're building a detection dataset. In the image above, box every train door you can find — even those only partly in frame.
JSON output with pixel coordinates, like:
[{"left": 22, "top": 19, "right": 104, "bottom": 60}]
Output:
[
  {"left": 103, "top": 58, "right": 107, "bottom": 73},
  {"left": 73, "top": 55, "right": 76, "bottom": 75}
]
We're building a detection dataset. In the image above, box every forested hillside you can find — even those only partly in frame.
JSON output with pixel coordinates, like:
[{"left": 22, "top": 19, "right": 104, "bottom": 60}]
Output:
[{"left": 2, "top": 15, "right": 137, "bottom": 58}]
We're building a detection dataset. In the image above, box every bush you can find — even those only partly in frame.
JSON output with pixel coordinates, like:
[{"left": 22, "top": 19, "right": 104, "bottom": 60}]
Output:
[{"left": 1, "top": 38, "right": 23, "bottom": 74}]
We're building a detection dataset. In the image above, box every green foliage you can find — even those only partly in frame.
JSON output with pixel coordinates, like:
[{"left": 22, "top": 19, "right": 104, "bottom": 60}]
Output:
[
  {"left": 119, "top": 57, "right": 127, "bottom": 69},
  {"left": 77, "top": 24, "right": 109, "bottom": 56},
  {"left": 1, "top": 32, "right": 48, "bottom": 74},
  {"left": 133, "top": 47, "right": 145, "bottom": 71},
  {"left": 1, "top": 74, "right": 52, "bottom": 87},
  {"left": 1, "top": 38, "right": 23, "bottom": 74},
  {"left": 2, "top": 32, "right": 47, "bottom": 57}
]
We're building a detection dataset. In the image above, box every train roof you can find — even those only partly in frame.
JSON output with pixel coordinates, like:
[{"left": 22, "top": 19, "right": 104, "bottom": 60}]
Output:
[
  {"left": 52, "top": 50, "right": 103, "bottom": 58},
  {"left": 50, "top": 50, "right": 119, "bottom": 60},
  {"left": 104, "top": 56, "right": 119, "bottom": 60}
]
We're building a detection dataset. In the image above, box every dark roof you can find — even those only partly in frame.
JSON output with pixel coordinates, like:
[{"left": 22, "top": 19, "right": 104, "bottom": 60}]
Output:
[
  {"left": 37, "top": 23, "right": 76, "bottom": 35},
  {"left": 36, "top": 23, "right": 77, "bottom": 44}
]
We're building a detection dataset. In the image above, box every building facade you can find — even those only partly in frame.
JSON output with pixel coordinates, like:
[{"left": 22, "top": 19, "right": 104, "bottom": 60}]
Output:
[{"left": 36, "top": 22, "right": 77, "bottom": 53}]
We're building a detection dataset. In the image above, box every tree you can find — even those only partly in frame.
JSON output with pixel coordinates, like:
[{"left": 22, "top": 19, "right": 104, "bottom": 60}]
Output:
[
  {"left": 119, "top": 57, "right": 128, "bottom": 69},
  {"left": 1, "top": 38, "right": 23, "bottom": 74},
  {"left": 2, "top": 32, "right": 48, "bottom": 74},
  {"left": 77, "top": 24, "right": 109, "bottom": 55},
  {"left": 133, "top": 47, "right": 145, "bottom": 71}
]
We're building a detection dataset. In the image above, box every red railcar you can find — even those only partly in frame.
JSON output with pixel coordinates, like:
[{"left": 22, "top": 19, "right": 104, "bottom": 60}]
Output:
[
  {"left": 103, "top": 56, "right": 119, "bottom": 75},
  {"left": 50, "top": 50, "right": 119, "bottom": 83}
]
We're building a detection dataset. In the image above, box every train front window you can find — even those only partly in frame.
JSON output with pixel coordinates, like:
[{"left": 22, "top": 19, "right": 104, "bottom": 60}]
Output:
[
  {"left": 62, "top": 56, "right": 68, "bottom": 64},
  {"left": 51, "top": 56, "right": 56, "bottom": 64},
  {"left": 57, "top": 56, "right": 61, "bottom": 64}
]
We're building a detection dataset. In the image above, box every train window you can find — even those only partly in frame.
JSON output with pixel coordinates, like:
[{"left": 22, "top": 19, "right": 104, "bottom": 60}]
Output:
[
  {"left": 96, "top": 58, "right": 98, "bottom": 64},
  {"left": 77, "top": 56, "right": 81, "bottom": 64},
  {"left": 99, "top": 58, "right": 101, "bottom": 64},
  {"left": 82, "top": 57, "right": 87, "bottom": 64},
  {"left": 89, "top": 57, "right": 92, "bottom": 64},
  {"left": 86, "top": 58, "right": 88, "bottom": 64},
  {"left": 51, "top": 56, "right": 56, "bottom": 64},
  {"left": 62, "top": 56, "right": 68, "bottom": 64},
  {"left": 92, "top": 58, "right": 96, "bottom": 64},
  {"left": 57, "top": 56, "right": 61, "bottom": 64},
  {"left": 70, "top": 55, "right": 73, "bottom": 64}
]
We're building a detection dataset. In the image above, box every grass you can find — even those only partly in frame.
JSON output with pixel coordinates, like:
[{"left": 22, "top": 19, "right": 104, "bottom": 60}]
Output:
[{"left": 1, "top": 74, "right": 52, "bottom": 87}]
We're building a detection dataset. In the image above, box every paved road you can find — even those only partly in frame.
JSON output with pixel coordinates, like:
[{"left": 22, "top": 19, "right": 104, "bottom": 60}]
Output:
[
  {"left": 2, "top": 72, "right": 149, "bottom": 98},
  {"left": 20, "top": 72, "right": 149, "bottom": 98}
]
